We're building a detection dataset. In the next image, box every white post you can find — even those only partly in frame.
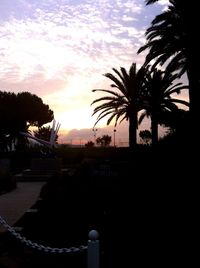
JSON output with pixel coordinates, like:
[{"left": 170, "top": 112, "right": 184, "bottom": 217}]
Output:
[{"left": 87, "top": 230, "right": 99, "bottom": 268}]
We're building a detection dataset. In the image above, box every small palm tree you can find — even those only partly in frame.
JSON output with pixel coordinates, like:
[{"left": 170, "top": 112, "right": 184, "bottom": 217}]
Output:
[
  {"left": 91, "top": 63, "right": 146, "bottom": 148},
  {"left": 139, "top": 66, "right": 189, "bottom": 146},
  {"left": 34, "top": 126, "right": 58, "bottom": 143}
]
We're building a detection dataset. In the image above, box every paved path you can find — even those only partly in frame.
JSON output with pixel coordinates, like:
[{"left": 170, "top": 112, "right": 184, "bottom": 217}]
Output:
[{"left": 0, "top": 182, "right": 45, "bottom": 232}]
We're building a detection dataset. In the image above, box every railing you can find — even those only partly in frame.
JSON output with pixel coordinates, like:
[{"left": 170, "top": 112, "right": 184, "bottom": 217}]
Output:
[{"left": 0, "top": 215, "right": 99, "bottom": 268}]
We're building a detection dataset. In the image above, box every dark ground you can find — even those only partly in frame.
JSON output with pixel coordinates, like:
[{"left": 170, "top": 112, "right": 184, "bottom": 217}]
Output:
[{"left": 0, "top": 146, "right": 198, "bottom": 267}]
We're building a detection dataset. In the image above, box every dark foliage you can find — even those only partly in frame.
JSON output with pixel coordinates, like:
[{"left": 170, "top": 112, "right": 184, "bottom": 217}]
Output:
[{"left": 0, "top": 91, "right": 54, "bottom": 152}]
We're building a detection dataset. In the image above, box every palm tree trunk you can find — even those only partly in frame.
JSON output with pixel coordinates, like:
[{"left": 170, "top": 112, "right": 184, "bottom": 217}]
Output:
[
  {"left": 186, "top": 44, "right": 200, "bottom": 147},
  {"left": 186, "top": 68, "right": 199, "bottom": 150},
  {"left": 183, "top": 7, "right": 200, "bottom": 145},
  {"left": 151, "top": 114, "right": 158, "bottom": 147},
  {"left": 129, "top": 112, "right": 137, "bottom": 149},
  {"left": 151, "top": 112, "right": 158, "bottom": 147},
  {"left": 187, "top": 71, "right": 199, "bottom": 112}
]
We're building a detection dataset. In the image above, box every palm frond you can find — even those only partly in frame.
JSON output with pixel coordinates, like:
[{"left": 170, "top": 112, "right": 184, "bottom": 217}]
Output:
[
  {"left": 92, "top": 89, "right": 123, "bottom": 98},
  {"left": 91, "top": 96, "right": 119, "bottom": 105},
  {"left": 92, "top": 105, "right": 115, "bottom": 118},
  {"left": 129, "top": 63, "right": 136, "bottom": 78},
  {"left": 104, "top": 73, "right": 127, "bottom": 96},
  {"left": 168, "top": 98, "right": 189, "bottom": 107},
  {"left": 145, "top": 0, "right": 159, "bottom": 4},
  {"left": 114, "top": 109, "right": 128, "bottom": 126},
  {"left": 112, "top": 67, "right": 128, "bottom": 91},
  {"left": 119, "top": 114, "right": 128, "bottom": 124},
  {"left": 93, "top": 110, "right": 115, "bottom": 127},
  {"left": 106, "top": 112, "right": 119, "bottom": 126},
  {"left": 138, "top": 111, "right": 148, "bottom": 125},
  {"left": 165, "top": 85, "right": 189, "bottom": 96}
]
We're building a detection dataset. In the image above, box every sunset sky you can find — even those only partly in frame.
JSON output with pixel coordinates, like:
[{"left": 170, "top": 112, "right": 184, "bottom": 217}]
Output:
[{"left": 0, "top": 0, "right": 178, "bottom": 145}]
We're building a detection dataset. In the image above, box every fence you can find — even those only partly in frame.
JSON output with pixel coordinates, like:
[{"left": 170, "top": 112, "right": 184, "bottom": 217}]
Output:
[
  {"left": 58, "top": 139, "right": 129, "bottom": 147},
  {"left": 0, "top": 215, "right": 99, "bottom": 268}
]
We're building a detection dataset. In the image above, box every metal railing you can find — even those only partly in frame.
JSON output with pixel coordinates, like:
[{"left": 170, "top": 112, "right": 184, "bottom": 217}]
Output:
[{"left": 0, "top": 215, "right": 99, "bottom": 268}]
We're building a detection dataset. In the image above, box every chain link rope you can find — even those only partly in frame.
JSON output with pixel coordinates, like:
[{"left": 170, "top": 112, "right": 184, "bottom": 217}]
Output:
[{"left": 0, "top": 215, "right": 87, "bottom": 254}]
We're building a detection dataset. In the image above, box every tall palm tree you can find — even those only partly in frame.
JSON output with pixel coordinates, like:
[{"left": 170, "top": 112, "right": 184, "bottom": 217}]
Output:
[
  {"left": 139, "top": 0, "right": 200, "bottom": 129},
  {"left": 91, "top": 63, "right": 146, "bottom": 148},
  {"left": 139, "top": 66, "right": 189, "bottom": 146}
]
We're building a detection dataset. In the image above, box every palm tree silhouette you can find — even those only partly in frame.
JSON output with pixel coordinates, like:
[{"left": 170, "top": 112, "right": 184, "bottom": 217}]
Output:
[
  {"left": 91, "top": 63, "right": 146, "bottom": 148},
  {"left": 139, "top": 0, "right": 200, "bottom": 130},
  {"left": 139, "top": 66, "right": 189, "bottom": 146}
]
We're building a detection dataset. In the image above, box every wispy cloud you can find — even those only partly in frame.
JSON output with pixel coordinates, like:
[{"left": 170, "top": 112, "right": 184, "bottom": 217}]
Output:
[
  {"left": 157, "top": 0, "right": 169, "bottom": 6},
  {"left": 155, "top": 0, "right": 169, "bottom": 11},
  {"left": 0, "top": 0, "right": 168, "bottom": 136}
]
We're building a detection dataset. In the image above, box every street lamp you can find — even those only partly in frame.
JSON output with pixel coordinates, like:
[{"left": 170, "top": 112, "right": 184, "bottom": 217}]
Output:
[
  {"left": 113, "top": 128, "right": 116, "bottom": 147},
  {"left": 92, "top": 128, "right": 98, "bottom": 143}
]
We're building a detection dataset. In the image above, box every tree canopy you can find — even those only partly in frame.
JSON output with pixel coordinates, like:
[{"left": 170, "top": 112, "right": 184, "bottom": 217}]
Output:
[
  {"left": 96, "top": 135, "right": 112, "bottom": 147},
  {"left": 0, "top": 91, "right": 54, "bottom": 152}
]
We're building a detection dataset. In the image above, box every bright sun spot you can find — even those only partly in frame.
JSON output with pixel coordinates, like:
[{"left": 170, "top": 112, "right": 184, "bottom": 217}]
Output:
[{"left": 55, "top": 108, "right": 95, "bottom": 130}]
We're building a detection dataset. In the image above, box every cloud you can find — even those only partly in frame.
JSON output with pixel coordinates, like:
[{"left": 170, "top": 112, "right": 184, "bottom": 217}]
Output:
[
  {"left": 0, "top": 0, "right": 175, "bottom": 142},
  {"left": 151, "top": 0, "right": 169, "bottom": 12},
  {"left": 0, "top": 0, "right": 147, "bottom": 82},
  {"left": 157, "top": 0, "right": 169, "bottom": 6}
]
